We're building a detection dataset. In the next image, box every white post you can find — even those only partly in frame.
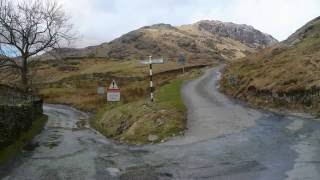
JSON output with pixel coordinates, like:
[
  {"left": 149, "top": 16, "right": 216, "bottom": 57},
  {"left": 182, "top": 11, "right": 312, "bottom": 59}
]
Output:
[
  {"left": 149, "top": 55, "right": 154, "bottom": 102},
  {"left": 140, "top": 56, "right": 164, "bottom": 102}
]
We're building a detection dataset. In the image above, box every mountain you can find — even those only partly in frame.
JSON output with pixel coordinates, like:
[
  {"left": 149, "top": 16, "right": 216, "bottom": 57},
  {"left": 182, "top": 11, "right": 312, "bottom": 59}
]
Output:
[
  {"left": 221, "top": 16, "right": 320, "bottom": 112},
  {"left": 40, "top": 20, "right": 277, "bottom": 62}
]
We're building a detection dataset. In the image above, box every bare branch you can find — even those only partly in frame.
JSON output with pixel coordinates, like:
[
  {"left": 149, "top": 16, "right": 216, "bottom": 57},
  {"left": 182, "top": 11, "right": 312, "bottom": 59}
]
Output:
[{"left": 0, "top": 0, "right": 74, "bottom": 90}]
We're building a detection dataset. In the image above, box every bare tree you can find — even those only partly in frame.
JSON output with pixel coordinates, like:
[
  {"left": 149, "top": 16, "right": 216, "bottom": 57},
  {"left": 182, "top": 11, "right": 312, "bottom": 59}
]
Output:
[{"left": 0, "top": 0, "right": 73, "bottom": 91}]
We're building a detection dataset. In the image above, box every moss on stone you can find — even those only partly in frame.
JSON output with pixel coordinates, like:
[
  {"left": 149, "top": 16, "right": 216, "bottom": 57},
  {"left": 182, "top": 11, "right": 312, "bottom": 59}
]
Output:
[{"left": 0, "top": 115, "right": 47, "bottom": 165}]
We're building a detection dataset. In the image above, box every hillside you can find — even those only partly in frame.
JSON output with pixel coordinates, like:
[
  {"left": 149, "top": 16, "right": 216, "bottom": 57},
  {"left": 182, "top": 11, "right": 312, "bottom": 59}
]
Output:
[
  {"left": 221, "top": 16, "right": 320, "bottom": 113},
  {"left": 41, "top": 20, "right": 277, "bottom": 62},
  {"left": 0, "top": 20, "right": 277, "bottom": 144}
]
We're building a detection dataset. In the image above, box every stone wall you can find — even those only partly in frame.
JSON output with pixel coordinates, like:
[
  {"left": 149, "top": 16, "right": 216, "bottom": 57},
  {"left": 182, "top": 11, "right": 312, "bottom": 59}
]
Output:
[
  {"left": 222, "top": 75, "right": 320, "bottom": 111},
  {"left": 0, "top": 99, "right": 43, "bottom": 149}
]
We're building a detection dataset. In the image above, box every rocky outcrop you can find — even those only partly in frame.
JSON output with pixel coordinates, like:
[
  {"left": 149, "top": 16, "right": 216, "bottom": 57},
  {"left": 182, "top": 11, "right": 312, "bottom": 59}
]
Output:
[{"left": 195, "top": 20, "right": 278, "bottom": 48}]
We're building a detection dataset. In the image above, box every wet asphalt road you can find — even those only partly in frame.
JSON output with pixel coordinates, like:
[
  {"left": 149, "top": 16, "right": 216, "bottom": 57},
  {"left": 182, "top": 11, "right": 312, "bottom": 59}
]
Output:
[{"left": 2, "top": 67, "right": 320, "bottom": 179}]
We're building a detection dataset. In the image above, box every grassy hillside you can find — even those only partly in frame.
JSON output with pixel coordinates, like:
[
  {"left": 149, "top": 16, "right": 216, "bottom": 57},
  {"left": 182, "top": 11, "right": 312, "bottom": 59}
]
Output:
[
  {"left": 94, "top": 23, "right": 256, "bottom": 61},
  {"left": 14, "top": 58, "right": 211, "bottom": 112},
  {"left": 221, "top": 16, "right": 320, "bottom": 113},
  {"left": 40, "top": 21, "right": 277, "bottom": 62},
  {"left": 90, "top": 69, "right": 204, "bottom": 144}
]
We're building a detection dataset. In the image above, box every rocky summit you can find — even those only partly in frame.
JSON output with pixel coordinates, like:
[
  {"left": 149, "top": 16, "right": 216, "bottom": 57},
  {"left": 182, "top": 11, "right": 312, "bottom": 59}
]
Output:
[{"left": 193, "top": 20, "right": 278, "bottom": 48}]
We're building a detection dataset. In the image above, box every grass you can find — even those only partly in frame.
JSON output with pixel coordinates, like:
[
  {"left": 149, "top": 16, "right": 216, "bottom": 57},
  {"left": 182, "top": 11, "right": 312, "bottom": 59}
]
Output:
[
  {"left": 38, "top": 86, "right": 106, "bottom": 112},
  {"left": 34, "top": 59, "right": 209, "bottom": 112},
  {"left": 157, "top": 79, "right": 186, "bottom": 111},
  {"left": 90, "top": 69, "right": 205, "bottom": 144},
  {"left": 90, "top": 84, "right": 185, "bottom": 144},
  {"left": 0, "top": 115, "right": 48, "bottom": 165},
  {"left": 30, "top": 58, "right": 203, "bottom": 84},
  {"left": 220, "top": 18, "right": 320, "bottom": 113}
]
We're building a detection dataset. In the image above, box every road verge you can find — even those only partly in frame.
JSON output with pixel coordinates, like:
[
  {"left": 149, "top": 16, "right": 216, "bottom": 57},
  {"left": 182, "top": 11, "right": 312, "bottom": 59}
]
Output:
[{"left": 90, "top": 69, "right": 205, "bottom": 144}]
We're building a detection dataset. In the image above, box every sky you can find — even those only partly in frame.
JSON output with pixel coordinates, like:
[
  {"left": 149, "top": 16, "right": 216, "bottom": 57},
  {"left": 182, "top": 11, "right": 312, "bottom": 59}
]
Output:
[{"left": 56, "top": 0, "right": 320, "bottom": 48}]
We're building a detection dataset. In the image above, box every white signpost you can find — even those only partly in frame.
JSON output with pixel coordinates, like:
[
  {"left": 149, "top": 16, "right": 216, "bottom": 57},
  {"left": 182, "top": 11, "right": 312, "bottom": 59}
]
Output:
[
  {"left": 107, "top": 80, "right": 120, "bottom": 102},
  {"left": 140, "top": 56, "right": 164, "bottom": 102},
  {"left": 140, "top": 58, "right": 164, "bottom": 65}
]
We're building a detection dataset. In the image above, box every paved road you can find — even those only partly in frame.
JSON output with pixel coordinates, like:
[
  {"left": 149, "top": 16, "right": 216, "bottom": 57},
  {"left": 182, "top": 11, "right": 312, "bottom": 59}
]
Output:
[{"left": 2, "top": 67, "right": 320, "bottom": 179}]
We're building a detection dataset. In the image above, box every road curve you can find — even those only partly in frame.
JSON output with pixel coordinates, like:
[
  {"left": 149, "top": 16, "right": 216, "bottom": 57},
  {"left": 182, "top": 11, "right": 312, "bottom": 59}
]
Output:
[{"left": 2, "top": 66, "right": 320, "bottom": 179}]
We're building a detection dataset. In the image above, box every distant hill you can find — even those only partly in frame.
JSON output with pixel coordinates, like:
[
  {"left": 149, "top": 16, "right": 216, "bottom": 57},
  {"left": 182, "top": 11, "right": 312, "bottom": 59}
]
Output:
[
  {"left": 221, "top": 16, "right": 320, "bottom": 112},
  {"left": 39, "top": 20, "right": 277, "bottom": 62}
]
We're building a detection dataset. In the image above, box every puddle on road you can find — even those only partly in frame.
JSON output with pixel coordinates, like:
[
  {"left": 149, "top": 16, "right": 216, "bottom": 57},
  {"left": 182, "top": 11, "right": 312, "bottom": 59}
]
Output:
[
  {"left": 40, "top": 130, "right": 62, "bottom": 149},
  {"left": 23, "top": 130, "right": 62, "bottom": 151},
  {"left": 75, "top": 117, "right": 88, "bottom": 129},
  {"left": 286, "top": 119, "right": 304, "bottom": 132},
  {"left": 120, "top": 165, "right": 159, "bottom": 180},
  {"left": 42, "top": 141, "right": 60, "bottom": 149},
  {"left": 128, "top": 149, "right": 150, "bottom": 157},
  {"left": 23, "top": 142, "right": 40, "bottom": 151}
]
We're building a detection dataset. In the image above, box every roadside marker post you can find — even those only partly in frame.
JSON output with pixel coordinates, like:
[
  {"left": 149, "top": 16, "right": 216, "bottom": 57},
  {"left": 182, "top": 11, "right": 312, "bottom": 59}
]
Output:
[
  {"left": 106, "top": 80, "right": 121, "bottom": 102},
  {"left": 140, "top": 56, "right": 164, "bottom": 102}
]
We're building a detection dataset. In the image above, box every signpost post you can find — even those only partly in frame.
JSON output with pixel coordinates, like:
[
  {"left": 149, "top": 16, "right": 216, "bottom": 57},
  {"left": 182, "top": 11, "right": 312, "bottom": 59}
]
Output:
[
  {"left": 178, "top": 54, "right": 186, "bottom": 74},
  {"left": 140, "top": 56, "right": 164, "bottom": 102},
  {"left": 107, "top": 80, "right": 120, "bottom": 102}
]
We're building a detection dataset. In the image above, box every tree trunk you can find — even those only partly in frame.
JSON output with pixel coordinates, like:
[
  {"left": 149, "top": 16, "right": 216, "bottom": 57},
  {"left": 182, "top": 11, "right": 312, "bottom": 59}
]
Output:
[{"left": 21, "top": 57, "right": 28, "bottom": 92}]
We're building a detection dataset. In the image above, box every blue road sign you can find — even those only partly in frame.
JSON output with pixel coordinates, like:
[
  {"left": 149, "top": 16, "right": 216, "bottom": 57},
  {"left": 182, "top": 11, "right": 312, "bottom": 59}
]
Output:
[{"left": 178, "top": 54, "right": 186, "bottom": 65}]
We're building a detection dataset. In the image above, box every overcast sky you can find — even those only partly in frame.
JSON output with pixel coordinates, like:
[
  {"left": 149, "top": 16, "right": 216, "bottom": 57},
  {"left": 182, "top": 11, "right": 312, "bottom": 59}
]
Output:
[{"left": 56, "top": 0, "right": 320, "bottom": 48}]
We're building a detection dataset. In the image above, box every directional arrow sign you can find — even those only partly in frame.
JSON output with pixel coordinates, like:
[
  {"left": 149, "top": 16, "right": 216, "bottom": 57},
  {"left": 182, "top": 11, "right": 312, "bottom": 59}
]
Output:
[{"left": 140, "top": 58, "right": 164, "bottom": 65}]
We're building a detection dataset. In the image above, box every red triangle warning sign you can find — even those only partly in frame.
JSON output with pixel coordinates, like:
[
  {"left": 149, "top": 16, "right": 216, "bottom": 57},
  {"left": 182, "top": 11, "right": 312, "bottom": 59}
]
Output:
[{"left": 108, "top": 80, "right": 119, "bottom": 90}]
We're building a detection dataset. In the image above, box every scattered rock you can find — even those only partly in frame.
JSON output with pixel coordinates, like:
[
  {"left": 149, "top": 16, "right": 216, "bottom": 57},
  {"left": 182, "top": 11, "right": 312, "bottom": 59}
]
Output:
[
  {"left": 148, "top": 134, "right": 159, "bottom": 142},
  {"left": 106, "top": 167, "right": 121, "bottom": 177},
  {"left": 156, "top": 119, "right": 164, "bottom": 127}
]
